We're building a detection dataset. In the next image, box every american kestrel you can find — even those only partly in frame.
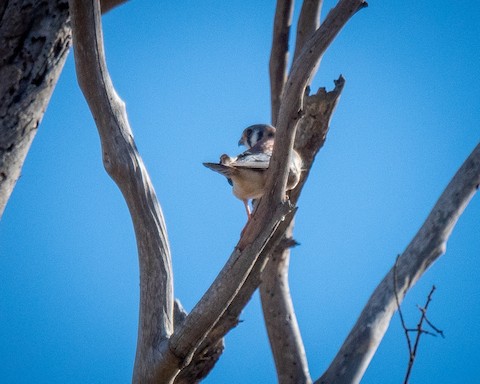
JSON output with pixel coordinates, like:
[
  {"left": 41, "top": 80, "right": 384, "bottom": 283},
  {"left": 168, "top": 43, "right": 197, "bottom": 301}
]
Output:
[{"left": 203, "top": 124, "right": 302, "bottom": 218}]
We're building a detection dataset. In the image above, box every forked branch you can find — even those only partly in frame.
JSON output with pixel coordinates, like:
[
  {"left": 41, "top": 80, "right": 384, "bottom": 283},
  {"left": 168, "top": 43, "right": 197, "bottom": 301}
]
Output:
[
  {"left": 394, "top": 269, "right": 444, "bottom": 384},
  {"left": 176, "top": 77, "right": 345, "bottom": 384}
]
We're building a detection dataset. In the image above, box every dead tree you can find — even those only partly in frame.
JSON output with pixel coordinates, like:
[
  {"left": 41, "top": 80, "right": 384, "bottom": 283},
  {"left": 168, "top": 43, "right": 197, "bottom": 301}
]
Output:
[{"left": 2, "top": 0, "right": 479, "bottom": 383}]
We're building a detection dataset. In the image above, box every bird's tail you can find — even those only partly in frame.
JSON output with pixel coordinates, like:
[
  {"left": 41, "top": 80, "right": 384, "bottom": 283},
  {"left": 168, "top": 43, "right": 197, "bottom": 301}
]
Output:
[{"left": 203, "top": 162, "right": 234, "bottom": 178}]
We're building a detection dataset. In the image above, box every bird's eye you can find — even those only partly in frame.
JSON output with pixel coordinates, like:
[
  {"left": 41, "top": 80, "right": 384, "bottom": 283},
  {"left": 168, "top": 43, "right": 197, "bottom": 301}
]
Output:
[
  {"left": 246, "top": 128, "right": 252, "bottom": 136},
  {"left": 267, "top": 132, "right": 274, "bottom": 138}
]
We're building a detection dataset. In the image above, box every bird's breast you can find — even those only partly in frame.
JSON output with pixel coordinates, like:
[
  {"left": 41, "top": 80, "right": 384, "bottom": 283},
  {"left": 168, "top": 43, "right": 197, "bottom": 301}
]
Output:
[{"left": 230, "top": 169, "right": 266, "bottom": 200}]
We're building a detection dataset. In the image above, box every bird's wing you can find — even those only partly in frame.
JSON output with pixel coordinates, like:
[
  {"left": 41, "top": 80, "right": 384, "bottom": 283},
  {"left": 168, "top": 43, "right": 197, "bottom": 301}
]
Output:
[{"left": 232, "top": 151, "right": 270, "bottom": 169}]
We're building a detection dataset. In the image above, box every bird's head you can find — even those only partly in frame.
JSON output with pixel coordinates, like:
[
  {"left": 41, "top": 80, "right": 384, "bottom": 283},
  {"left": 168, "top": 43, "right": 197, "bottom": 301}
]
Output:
[{"left": 238, "top": 124, "right": 276, "bottom": 148}]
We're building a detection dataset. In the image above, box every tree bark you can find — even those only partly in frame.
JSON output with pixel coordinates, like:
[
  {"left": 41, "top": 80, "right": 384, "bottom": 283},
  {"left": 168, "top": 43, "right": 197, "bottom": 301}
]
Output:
[
  {"left": 260, "top": 220, "right": 312, "bottom": 384},
  {"left": 173, "top": 79, "right": 345, "bottom": 383},
  {"left": 68, "top": 1, "right": 174, "bottom": 382},
  {"left": 0, "top": 0, "right": 71, "bottom": 218},
  {"left": 269, "top": 0, "right": 293, "bottom": 127},
  {"left": 261, "top": 2, "right": 327, "bottom": 382},
  {"left": 0, "top": 0, "right": 129, "bottom": 219}
]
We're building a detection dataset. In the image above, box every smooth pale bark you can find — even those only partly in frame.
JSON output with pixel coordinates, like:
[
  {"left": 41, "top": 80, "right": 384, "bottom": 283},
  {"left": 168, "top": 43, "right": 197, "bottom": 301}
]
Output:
[
  {"left": 68, "top": 1, "right": 174, "bottom": 382},
  {"left": 260, "top": 219, "right": 312, "bottom": 384},
  {"left": 259, "top": 2, "right": 366, "bottom": 379},
  {"left": 269, "top": 0, "right": 294, "bottom": 127},
  {"left": 261, "top": 2, "right": 328, "bottom": 381},
  {"left": 292, "top": 0, "right": 323, "bottom": 65},
  {"left": 317, "top": 142, "right": 480, "bottom": 384}
]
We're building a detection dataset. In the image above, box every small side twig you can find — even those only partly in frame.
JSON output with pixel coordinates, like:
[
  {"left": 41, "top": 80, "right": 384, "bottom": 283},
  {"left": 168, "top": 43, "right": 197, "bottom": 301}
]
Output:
[{"left": 394, "top": 257, "right": 444, "bottom": 384}]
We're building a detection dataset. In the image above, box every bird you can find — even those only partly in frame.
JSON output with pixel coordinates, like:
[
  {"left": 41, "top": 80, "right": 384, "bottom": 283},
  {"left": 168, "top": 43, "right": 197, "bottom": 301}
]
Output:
[
  {"left": 238, "top": 123, "right": 275, "bottom": 148},
  {"left": 203, "top": 124, "right": 302, "bottom": 218}
]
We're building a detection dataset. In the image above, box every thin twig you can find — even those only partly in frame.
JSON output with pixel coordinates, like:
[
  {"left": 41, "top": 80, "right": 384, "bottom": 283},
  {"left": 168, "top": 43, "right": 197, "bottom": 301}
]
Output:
[
  {"left": 402, "top": 286, "right": 443, "bottom": 384},
  {"left": 420, "top": 308, "right": 445, "bottom": 338}
]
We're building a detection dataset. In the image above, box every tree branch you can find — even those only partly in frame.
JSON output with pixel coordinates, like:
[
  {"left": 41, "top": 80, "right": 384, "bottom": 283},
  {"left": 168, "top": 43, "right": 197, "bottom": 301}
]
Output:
[
  {"left": 403, "top": 286, "right": 436, "bottom": 384},
  {"left": 260, "top": 219, "right": 312, "bottom": 384},
  {"left": 0, "top": 0, "right": 70, "bottom": 218},
  {"left": 68, "top": 1, "right": 174, "bottom": 382},
  {"left": 173, "top": 209, "right": 296, "bottom": 383},
  {"left": 167, "top": 202, "right": 293, "bottom": 367},
  {"left": 256, "top": 36, "right": 362, "bottom": 384},
  {"left": 292, "top": 0, "right": 323, "bottom": 65},
  {"left": 317, "top": 142, "right": 480, "bottom": 384},
  {"left": 262, "top": 5, "right": 357, "bottom": 378},
  {"left": 269, "top": 0, "right": 294, "bottom": 126},
  {"left": 173, "top": 76, "right": 344, "bottom": 382},
  {"left": 259, "top": 0, "right": 367, "bottom": 215},
  {"left": 259, "top": 72, "right": 345, "bottom": 383}
]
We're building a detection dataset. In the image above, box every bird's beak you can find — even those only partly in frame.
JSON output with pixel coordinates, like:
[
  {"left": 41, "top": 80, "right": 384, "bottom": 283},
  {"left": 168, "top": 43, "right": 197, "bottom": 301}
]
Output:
[{"left": 238, "top": 138, "right": 243, "bottom": 146}]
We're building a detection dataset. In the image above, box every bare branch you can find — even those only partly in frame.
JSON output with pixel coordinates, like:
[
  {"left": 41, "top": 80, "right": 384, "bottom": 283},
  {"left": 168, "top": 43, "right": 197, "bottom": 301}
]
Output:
[
  {"left": 292, "top": 0, "right": 323, "bottom": 65},
  {"left": 402, "top": 286, "right": 443, "bottom": 384},
  {"left": 258, "top": 74, "right": 344, "bottom": 384},
  {"left": 131, "top": 4, "right": 357, "bottom": 379},
  {"left": 68, "top": 1, "right": 174, "bottom": 382},
  {"left": 317, "top": 142, "right": 480, "bottom": 384},
  {"left": 172, "top": 299, "right": 225, "bottom": 384},
  {"left": 168, "top": 203, "right": 294, "bottom": 367},
  {"left": 176, "top": 79, "right": 342, "bottom": 382},
  {"left": 0, "top": 0, "right": 125, "bottom": 219},
  {"left": 173, "top": 209, "right": 297, "bottom": 383},
  {"left": 259, "top": 0, "right": 367, "bottom": 216},
  {"left": 269, "top": 0, "right": 294, "bottom": 126},
  {"left": 260, "top": 219, "right": 312, "bottom": 384},
  {"left": 0, "top": 0, "right": 70, "bottom": 218}
]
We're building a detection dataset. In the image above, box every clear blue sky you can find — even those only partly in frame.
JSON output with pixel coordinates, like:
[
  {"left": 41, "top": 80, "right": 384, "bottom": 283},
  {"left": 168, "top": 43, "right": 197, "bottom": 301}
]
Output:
[{"left": 1, "top": 1, "right": 479, "bottom": 383}]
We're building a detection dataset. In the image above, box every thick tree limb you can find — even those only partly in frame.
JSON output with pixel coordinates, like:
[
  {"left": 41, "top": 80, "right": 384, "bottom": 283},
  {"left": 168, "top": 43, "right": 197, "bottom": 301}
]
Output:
[
  {"left": 166, "top": 202, "right": 294, "bottom": 371},
  {"left": 0, "top": 0, "right": 129, "bottom": 219},
  {"left": 157, "top": 73, "right": 348, "bottom": 384},
  {"left": 317, "top": 142, "right": 480, "bottom": 384},
  {"left": 0, "top": 0, "right": 70, "bottom": 218},
  {"left": 68, "top": 1, "right": 174, "bottom": 382},
  {"left": 269, "top": 0, "right": 294, "bottom": 126}
]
